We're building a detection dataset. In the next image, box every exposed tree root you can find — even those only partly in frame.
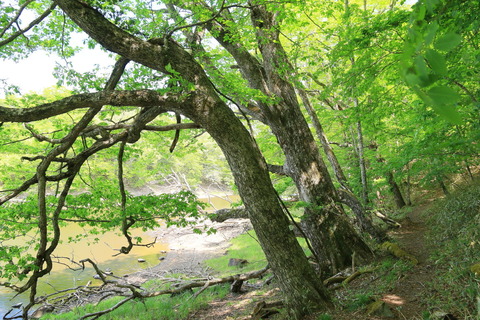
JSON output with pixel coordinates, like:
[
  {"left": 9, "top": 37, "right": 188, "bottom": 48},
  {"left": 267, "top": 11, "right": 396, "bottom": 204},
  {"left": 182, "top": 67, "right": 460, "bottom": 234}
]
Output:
[
  {"left": 323, "top": 268, "right": 377, "bottom": 288},
  {"left": 381, "top": 241, "right": 419, "bottom": 265}
]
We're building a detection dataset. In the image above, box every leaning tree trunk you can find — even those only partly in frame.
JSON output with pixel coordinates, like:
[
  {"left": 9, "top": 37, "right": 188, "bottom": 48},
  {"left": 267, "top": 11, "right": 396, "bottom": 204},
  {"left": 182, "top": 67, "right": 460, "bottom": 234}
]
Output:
[{"left": 52, "top": 1, "right": 332, "bottom": 318}]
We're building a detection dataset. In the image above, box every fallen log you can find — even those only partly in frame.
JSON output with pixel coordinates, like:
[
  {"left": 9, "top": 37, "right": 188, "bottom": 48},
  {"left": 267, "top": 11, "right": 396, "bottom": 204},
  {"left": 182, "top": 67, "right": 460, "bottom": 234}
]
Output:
[
  {"left": 210, "top": 208, "right": 249, "bottom": 222},
  {"left": 374, "top": 211, "right": 401, "bottom": 228},
  {"left": 77, "top": 264, "right": 271, "bottom": 319}
]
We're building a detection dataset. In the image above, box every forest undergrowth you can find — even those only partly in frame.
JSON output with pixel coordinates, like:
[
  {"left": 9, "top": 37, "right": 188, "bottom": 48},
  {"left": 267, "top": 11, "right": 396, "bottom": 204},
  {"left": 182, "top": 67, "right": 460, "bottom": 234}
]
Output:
[
  {"left": 190, "top": 181, "right": 480, "bottom": 320},
  {"left": 38, "top": 181, "right": 480, "bottom": 320}
]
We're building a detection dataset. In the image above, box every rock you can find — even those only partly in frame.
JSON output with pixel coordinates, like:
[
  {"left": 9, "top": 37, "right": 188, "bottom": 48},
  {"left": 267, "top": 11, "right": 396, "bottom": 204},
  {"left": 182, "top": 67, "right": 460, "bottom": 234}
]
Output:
[
  {"left": 470, "top": 263, "right": 480, "bottom": 276},
  {"left": 159, "top": 257, "right": 165, "bottom": 261},
  {"left": 211, "top": 208, "right": 249, "bottom": 222},
  {"left": 137, "top": 258, "right": 146, "bottom": 263},
  {"left": 228, "top": 258, "right": 248, "bottom": 267},
  {"left": 12, "top": 303, "right": 22, "bottom": 308},
  {"left": 230, "top": 279, "right": 244, "bottom": 293},
  {"left": 366, "top": 300, "right": 395, "bottom": 318},
  {"left": 160, "top": 250, "right": 167, "bottom": 253},
  {"left": 31, "top": 305, "right": 54, "bottom": 319},
  {"left": 93, "top": 274, "right": 101, "bottom": 280}
]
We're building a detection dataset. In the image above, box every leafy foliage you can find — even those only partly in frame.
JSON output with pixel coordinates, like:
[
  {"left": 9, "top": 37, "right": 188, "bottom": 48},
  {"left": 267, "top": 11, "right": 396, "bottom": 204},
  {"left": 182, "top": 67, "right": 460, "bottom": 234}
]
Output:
[{"left": 425, "top": 182, "right": 480, "bottom": 316}]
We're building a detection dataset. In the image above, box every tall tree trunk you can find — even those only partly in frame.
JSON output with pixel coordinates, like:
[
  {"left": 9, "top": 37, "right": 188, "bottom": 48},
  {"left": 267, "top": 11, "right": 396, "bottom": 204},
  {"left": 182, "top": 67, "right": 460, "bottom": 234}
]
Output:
[
  {"left": 199, "top": 3, "right": 373, "bottom": 276},
  {"left": 386, "top": 171, "right": 406, "bottom": 209},
  {"left": 298, "top": 89, "right": 385, "bottom": 241},
  {"left": 47, "top": 1, "right": 333, "bottom": 318},
  {"left": 437, "top": 176, "right": 450, "bottom": 196},
  {"left": 356, "top": 119, "right": 370, "bottom": 205},
  {"left": 248, "top": 5, "right": 373, "bottom": 276}
]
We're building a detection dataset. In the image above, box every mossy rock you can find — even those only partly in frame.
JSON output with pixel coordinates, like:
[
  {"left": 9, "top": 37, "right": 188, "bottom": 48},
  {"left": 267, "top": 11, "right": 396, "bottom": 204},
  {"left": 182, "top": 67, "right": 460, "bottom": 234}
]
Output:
[
  {"left": 470, "top": 263, "right": 480, "bottom": 276},
  {"left": 366, "top": 300, "right": 395, "bottom": 318},
  {"left": 381, "top": 242, "right": 418, "bottom": 265}
]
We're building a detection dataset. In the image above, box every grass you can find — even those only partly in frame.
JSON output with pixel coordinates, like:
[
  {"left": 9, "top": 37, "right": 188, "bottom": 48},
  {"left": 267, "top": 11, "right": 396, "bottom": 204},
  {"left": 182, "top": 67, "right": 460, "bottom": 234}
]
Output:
[
  {"left": 204, "top": 231, "right": 267, "bottom": 274},
  {"left": 422, "top": 181, "right": 480, "bottom": 318},
  {"left": 204, "top": 230, "right": 311, "bottom": 275},
  {"left": 42, "top": 284, "right": 230, "bottom": 320}
]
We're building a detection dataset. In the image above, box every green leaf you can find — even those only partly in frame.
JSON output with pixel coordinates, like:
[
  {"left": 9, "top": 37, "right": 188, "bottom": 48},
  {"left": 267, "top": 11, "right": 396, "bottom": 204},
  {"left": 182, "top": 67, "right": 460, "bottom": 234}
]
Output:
[
  {"left": 430, "top": 103, "right": 462, "bottom": 124},
  {"left": 425, "top": 49, "right": 447, "bottom": 75},
  {"left": 414, "top": 55, "right": 428, "bottom": 78},
  {"left": 424, "top": 22, "right": 439, "bottom": 46},
  {"left": 427, "top": 85, "right": 460, "bottom": 105},
  {"left": 416, "top": 5, "right": 426, "bottom": 21},
  {"left": 434, "top": 32, "right": 461, "bottom": 52},
  {"left": 405, "top": 73, "right": 421, "bottom": 87},
  {"left": 426, "top": 86, "right": 462, "bottom": 124}
]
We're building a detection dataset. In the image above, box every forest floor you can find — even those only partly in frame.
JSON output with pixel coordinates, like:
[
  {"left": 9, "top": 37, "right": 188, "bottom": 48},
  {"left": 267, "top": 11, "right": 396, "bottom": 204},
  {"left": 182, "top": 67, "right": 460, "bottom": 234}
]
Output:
[{"left": 180, "top": 197, "right": 446, "bottom": 320}]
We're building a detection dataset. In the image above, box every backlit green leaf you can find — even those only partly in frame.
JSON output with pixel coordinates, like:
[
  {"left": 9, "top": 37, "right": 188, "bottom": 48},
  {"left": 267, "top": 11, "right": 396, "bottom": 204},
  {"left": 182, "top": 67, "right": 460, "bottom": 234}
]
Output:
[
  {"left": 425, "top": 49, "right": 447, "bottom": 75},
  {"left": 434, "top": 32, "right": 462, "bottom": 52},
  {"left": 428, "top": 86, "right": 460, "bottom": 105}
]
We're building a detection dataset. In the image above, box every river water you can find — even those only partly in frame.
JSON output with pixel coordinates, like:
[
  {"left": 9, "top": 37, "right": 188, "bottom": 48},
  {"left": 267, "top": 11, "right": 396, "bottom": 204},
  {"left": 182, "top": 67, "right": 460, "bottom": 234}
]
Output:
[{"left": 0, "top": 194, "right": 238, "bottom": 317}]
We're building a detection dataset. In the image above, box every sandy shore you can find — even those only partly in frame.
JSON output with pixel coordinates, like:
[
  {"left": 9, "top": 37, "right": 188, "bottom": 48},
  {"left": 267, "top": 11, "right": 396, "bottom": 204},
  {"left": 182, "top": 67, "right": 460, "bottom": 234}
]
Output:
[{"left": 126, "top": 218, "right": 253, "bottom": 283}]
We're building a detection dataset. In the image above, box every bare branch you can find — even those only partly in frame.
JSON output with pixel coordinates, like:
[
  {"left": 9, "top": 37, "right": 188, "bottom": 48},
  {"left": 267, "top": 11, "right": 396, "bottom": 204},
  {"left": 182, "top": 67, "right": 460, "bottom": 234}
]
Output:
[
  {"left": 80, "top": 296, "right": 135, "bottom": 320},
  {"left": 0, "top": 3, "right": 57, "bottom": 47},
  {"left": 0, "top": 0, "right": 35, "bottom": 37},
  {"left": 0, "top": 90, "right": 182, "bottom": 122}
]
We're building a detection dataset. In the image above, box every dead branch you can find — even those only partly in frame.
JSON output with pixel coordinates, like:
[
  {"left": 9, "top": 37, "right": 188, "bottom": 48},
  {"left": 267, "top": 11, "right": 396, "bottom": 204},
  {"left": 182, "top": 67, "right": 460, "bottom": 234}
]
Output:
[
  {"left": 374, "top": 211, "right": 401, "bottom": 228},
  {"left": 39, "top": 263, "right": 270, "bottom": 320},
  {"left": 323, "top": 268, "right": 377, "bottom": 288},
  {"left": 80, "top": 296, "right": 136, "bottom": 320}
]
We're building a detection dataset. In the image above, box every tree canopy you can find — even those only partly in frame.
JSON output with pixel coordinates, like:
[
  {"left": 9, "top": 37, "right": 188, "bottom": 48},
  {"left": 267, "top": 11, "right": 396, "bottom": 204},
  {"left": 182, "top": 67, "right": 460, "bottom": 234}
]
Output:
[{"left": 0, "top": 0, "right": 478, "bottom": 319}]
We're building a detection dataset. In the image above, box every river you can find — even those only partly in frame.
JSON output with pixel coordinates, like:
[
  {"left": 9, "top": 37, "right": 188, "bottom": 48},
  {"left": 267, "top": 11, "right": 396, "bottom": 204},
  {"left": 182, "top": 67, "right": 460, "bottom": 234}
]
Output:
[{"left": 0, "top": 194, "right": 238, "bottom": 317}]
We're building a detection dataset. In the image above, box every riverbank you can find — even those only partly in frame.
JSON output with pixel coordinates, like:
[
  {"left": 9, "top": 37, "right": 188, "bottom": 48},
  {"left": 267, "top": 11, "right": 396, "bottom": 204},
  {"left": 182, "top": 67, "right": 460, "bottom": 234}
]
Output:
[
  {"left": 28, "top": 217, "right": 253, "bottom": 318},
  {"left": 94, "top": 218, "right": 252, "bottom": 286}
]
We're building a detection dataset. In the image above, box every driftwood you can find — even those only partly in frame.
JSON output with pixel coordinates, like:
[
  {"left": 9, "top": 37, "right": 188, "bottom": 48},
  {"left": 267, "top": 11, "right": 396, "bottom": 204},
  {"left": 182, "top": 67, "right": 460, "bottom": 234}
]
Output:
[
  {"left": 211, "top": 208, "right": 304, "bottom": 237},
  {"left": 210, "top": 208, "right": 249, "bottom": 222},
  {"left": 67, "top": 261, "right": 269, "bottom": 320},
  {"left": 142, "top": 265, "right": 270, "bottom": 298},
  {"left": 27, "top": 258, "right": 271, "bottom": 320},
  {"left": 374, "top": 211, "right": 401, "bottom": 228}
]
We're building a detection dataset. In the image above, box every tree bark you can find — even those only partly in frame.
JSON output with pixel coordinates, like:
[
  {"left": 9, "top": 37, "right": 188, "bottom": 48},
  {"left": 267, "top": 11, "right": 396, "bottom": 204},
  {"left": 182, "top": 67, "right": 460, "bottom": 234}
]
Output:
[
  {"left": 356, "top": 120, "right": 370, "bottom": 205},
  {"left": 248, "top": 4, "right": 374, "bottom": 276},
  {"left": 51, "top": 1, "right": 332, "bottom": 317},
  {"left": 194, "top": 2, "right": 373, "bottom": 276},
  {"left": 386, "top": 171, "right": 406, "bottom": 209},
  {"left": 298, "top": 89, "right": 385, "bottom": 241}
]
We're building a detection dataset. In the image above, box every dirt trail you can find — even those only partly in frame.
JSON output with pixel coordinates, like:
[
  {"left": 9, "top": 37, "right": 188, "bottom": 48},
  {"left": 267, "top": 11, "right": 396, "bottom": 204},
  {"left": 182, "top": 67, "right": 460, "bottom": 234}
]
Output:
[{"left": 382, "top": 201, "right": 435, "bottom": 319}]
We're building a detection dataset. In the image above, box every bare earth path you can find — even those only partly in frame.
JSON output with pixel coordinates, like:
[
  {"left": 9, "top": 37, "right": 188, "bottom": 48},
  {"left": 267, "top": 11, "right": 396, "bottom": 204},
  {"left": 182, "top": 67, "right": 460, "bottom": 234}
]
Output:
[{"left": 382, "top": 201, "right": 435, "bottom": 319}]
